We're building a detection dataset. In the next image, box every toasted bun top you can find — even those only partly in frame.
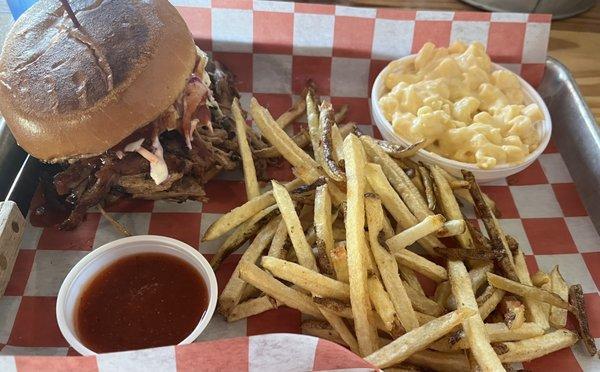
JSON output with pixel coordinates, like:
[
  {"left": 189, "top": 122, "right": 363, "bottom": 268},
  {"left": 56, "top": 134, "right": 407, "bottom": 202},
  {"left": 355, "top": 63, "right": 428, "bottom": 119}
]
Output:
[{"left": 0, "top": 0, "right": 196, "bottom": 162}]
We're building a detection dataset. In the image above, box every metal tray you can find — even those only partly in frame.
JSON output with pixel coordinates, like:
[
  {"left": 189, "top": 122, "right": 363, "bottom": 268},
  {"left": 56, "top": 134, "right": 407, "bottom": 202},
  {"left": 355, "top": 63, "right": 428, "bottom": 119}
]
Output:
[{"left": 2, "top": 57, "right": 600, "bottom": 232}]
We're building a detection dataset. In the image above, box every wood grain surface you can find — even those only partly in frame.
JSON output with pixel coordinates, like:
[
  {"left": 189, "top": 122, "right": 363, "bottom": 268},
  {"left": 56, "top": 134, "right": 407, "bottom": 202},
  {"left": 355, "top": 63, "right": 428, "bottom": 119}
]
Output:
[{"left": 344, "top": 0, "right": 600, "bottom": 123}]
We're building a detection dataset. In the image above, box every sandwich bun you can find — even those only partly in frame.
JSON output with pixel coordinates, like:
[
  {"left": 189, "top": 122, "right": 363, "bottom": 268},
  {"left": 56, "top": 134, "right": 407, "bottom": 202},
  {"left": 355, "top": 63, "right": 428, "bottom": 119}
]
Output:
[{"left": 0, "top": 0, "right": 196, "bottom": 162}]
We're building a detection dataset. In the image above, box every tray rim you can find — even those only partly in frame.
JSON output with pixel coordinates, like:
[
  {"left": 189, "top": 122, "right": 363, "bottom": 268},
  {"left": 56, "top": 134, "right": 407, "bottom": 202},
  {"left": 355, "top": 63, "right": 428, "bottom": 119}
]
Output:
[{"left": 3, "top": 57, "right": 600, "bottom": 232}]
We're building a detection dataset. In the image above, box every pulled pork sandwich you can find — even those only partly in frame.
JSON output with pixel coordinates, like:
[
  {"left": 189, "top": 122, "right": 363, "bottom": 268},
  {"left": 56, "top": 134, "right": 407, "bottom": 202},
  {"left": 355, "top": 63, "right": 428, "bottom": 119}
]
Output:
[{"left": 0, "top": 0, "right": 263, "bottom": 229}]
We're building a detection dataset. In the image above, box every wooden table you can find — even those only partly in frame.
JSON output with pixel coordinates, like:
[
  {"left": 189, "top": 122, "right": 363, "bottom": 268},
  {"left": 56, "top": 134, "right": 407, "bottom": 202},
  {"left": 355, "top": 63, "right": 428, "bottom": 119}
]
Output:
[{"left": 345, "top": 0, "right": 600, "bottom": 123}]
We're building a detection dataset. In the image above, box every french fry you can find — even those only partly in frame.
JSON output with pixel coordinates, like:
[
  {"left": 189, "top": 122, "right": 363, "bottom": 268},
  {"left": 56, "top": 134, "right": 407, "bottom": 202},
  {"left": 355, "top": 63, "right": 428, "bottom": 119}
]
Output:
[
  {"left": 466, "top": 217, "right": 493, "bottom": 251},
  {"left": 312, "top": 297, "right": 352, "bottom": 318},
  {"left": 300, "top": 319, "right": 359, "bottom": 355},
  {"left": 505, "top": 234, "right": 519, "bottom": 254},
  {"left": 569, "top": 284, "right": 597, "bottom": 356},
  {"left": 251, "top": 97, "right": 321, "bottom": 183},
  {"left": 255, "top": 123, "right": 355, "bottom": 160},
  {"left": 227, "top": 295, "right": 278, "bottom": 322},
  {"left": 203, "top": 178, "right": 303, "bottom": 241},
  {"left": 449, "top": 179, "right": 469, "bottom": 189},
  {"left": 364, "top": 307, "right": 476, "bottom": 368},
  {"left": 361, "top": 136, "right": 432, "bottom": 221},
  {"left": 368, "top": 274, "right": 399, "bottom": 333},
  {"left": 513, "top": 249, "right": 550, "bottom": 330},
  {"left": 253, "top": 130, "right": 310, "bottom": 159},
  {"left": 386, "top": 214, "right": 445, "bottom": 251},
  {"left": 343, "top": 134, "right": 380, "bottom": 356},
  {"left": 455, "top": 189, "right": 499, "bottom": 218},
  {"left": 314, "top": 184, "right": 339, "bottom": 276},
  {"left": 306, "top": 91, "right": 325, "bottom": 166},
  {"left": 365, "top": 163, "right": 442, "bottom": 255},
  {"left": 319, "top": 101, "right": 346, "bottom": 182},
  {"left": 393, "top": 248, "right": 448, "bottom": 283},
  {"left": 210, "top": 204, "right": 279, "bottom": 269},
  {"left": 232, "top": 98, "right": 260, "bottom": 200},
  {"left": 374, "top": 139, "right": 427, "bottom": 159},
  {"left": 271, "top": 180, "right": 318, "bottom": 271},
  {"left": 494, "top": 329, "right": 579, "bottom": 363},
  {"left": 448, "top": 260, "right": 504, "bottom": 371},
  {"left": 318, "top": 306, "right": 360, "bottom": 354},
  {"left": 499, "top": 296, "right": 526, "bottom": 329},
  {"left": 238, "top": 261, "right": 323, "bottom": 319},
  {"left": 403, "top": 279, "right": 445, "bottom": 316},
  {"left": 267, "top": 219, "right": 289, "bottom": 259},
  {"left": 302, "top": 320, "right": 347, "bottom": 346},
  {"left": 463, "top": 170, "right": 518, "bottom": 281},
  {"left": 326, "top": 180, "right": 347, "bottom": 206},
  {"left": 487, "top": 273, "right": 571, "bottom": 310},
  {"left": 432, "top": 322, "right": 545, "bottom": 351},
  {"left": 478, "top": 287, "right": 506, "bottom": 320},
  {"left": 365, "top": 195, "right": 420, "bottom": 331},
  {"left": 407, "top": 349, "right": 470, "bottom": 372},
  {"left": 531, "top": 270, "right": 551, "bottom": 287},
  {"left": 240, "top": 285, "right": 261, "bottom": 302},
  {"left": 331, "top": 124, "right": 345, "bottom": 163},
  {"left": 434, "top": 281, "right": 451, "bottom": 309},
  {"left": 435, "top": 246, "right": 499, "bottom": 261},
  {"left": 418, "top": 165, "right": 436, "bottom": 211},
  {"left": 261, "top": 256, "right": 350, "bottom": 300},
  {"left": 445, "top": 262, "right": 494, "bottom": 310},
  {"left": 410, "top": 167, "right": 425, "bottom": 197},
  {"left": 540, "top": 281, "right": 553, "bottom": 318},
  {"left": 218, "top": 217, "right": 281, "bottom": 315},
  {"left": 381, "top": 212, "right": 395, "bottom": 239},
  {"left": 334, "top": 103, "right": 349, "bottom": 123},
  {"left": 549, "top": 266, "right": 569, "bottom": 328},
  {"left": 398, "top": 266, "right": 425, "bottom": 296},
  {"left": 276, "top": 89, "right": 308, "bottom": 128},
  {"left": 429, "top": 165, "right": 473, "bottom": 250},
  {"left": 331, "top": 242, "right": 350, "bottom": 283},
  {"left": 315, "top": 302, "right": 401, "bottom": 339},
  {"left": 436, "top": 219, "right": 466, "bottom": 238}
]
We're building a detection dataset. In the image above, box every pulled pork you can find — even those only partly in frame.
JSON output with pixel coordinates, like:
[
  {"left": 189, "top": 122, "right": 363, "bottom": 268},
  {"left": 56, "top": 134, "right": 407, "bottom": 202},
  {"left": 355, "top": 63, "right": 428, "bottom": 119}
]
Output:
[{"left": 51, "top": 55, "right": 265, "bottom": 230}]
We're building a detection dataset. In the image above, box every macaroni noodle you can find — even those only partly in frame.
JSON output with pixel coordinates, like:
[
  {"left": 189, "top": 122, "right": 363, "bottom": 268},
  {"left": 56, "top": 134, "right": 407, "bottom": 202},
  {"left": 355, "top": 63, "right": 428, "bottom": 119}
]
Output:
[{"left": 379, "top": 41, "right": 543, "bottom": 169}]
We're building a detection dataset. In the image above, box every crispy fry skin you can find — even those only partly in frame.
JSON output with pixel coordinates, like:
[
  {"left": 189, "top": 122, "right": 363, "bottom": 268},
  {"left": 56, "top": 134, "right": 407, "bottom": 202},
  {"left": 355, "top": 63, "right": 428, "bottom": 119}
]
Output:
[
  {"left": 251, "top": 97, "right": 321, "bottom": 183},
  {"left": 203, "top": 178, "right": 303, "bottom": 241},
  {"left": 448, "top": 260, "right": 504, "bottom": 371},
  {"left": 463, "top": 170, "right": 518, "bottom": 281},
  {"left": 232, "top": 98, "right": 260, "bottom": 199},
  {"left": 494, "top": 330, "right": 579, "bottom": 363},
  {"left": 218, "top": 217, "right": 281, "bottom": 315},
  {"left": 365, "top": 194, "right": 419, "bottom": 331},
  {"left": 343, "top": 134, "right": 380, "bottom": 356},
  {"left": 319, "top": 101, "right": 346, "bottom": 182},
  {"left": 569, "top": 284, "right": 597, "bottom": 356},
  {"left": 487, "top": 273, "right": 571, "bottom": 310},
  {"left": 271, "top": 180, "right": 318, "bottom": 271},
  {"left": 513, "top": 249, "right": 550, "bottom": 330},
  {"left": 210, "top": 205, "right": 280, "bottom": 269},
  {"left": 364, "top": 308, "right": 476, "bottom": 368}
]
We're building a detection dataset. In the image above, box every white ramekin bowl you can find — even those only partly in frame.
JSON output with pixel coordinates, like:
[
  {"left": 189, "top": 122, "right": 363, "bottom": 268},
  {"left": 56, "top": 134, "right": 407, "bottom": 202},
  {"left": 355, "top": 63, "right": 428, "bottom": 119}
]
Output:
[
  {"left": 371, "top": 56, "right": 552, "bottom": 183},
  {"left": 56, "top": 235, "right": 217, "bottom": 356}
]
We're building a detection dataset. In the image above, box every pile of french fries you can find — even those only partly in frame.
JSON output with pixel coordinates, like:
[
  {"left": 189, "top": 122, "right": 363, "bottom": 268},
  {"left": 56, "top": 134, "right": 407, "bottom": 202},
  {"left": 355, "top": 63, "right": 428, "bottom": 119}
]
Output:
[{"left": 202, "top": 87, "right": 596, "bottom": 371}]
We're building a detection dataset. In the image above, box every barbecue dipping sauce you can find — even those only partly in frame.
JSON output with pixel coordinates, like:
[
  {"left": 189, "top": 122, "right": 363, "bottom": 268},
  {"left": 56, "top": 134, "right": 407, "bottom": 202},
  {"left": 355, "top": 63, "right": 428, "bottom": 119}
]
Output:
[{"left": 76, "top": 253, "right": 207, "bottom": 353}]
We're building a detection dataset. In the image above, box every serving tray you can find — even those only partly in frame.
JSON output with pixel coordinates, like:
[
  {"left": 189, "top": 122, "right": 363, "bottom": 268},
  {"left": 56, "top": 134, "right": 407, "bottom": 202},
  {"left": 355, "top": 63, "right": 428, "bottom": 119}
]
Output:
[{"left": 0, "top": 3, "right": 598, "bottom": 371}]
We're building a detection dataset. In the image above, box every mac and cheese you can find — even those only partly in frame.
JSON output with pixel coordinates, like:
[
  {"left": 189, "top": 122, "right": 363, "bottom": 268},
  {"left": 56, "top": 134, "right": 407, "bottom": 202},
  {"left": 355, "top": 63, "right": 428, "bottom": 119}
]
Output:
[{"left": 379, "top": 41, "right": 543, "bottom": 169}]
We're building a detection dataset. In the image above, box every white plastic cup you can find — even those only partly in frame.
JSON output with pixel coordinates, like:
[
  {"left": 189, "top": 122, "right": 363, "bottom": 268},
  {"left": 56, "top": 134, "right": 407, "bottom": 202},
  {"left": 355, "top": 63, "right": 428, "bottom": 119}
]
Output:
[
  {"left": 56, "top": 235, "right": 218, "bottom": 356},
  {"left": 371, "top": 56, "right": 552, "bottom": 183}
]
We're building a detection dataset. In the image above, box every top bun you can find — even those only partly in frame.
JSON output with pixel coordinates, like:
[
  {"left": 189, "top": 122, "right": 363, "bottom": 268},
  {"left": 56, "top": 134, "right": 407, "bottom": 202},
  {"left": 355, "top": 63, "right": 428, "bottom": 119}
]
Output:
[{"left": 0, "top": 0, "right": 196, "bottom": 162}]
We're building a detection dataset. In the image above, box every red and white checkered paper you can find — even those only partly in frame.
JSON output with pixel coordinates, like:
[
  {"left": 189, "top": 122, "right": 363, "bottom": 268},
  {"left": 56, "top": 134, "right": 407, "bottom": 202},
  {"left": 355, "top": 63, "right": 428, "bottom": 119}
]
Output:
[{"left": 1, "top": 1, "right": 598, "bottom": 371}]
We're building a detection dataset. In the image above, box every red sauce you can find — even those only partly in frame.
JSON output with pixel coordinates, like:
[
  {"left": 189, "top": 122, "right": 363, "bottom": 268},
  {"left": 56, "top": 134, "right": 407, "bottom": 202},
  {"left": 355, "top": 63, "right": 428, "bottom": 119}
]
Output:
[{"left": 76, "top": 253, "right": 208, "bottom": 353}]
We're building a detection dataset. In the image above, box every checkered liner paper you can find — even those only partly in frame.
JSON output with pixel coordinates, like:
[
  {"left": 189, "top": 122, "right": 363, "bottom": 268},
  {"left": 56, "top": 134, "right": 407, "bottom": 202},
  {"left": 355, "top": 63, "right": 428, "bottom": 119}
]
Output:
[{"left": 1, "top": 0, "right": 599, "bottom": 371}]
